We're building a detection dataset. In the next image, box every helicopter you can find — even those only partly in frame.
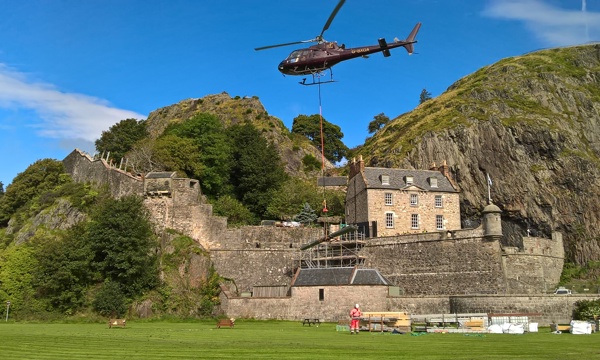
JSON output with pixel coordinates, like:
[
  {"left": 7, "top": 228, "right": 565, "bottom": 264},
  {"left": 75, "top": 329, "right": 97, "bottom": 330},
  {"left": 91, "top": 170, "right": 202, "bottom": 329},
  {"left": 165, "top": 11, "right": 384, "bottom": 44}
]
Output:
[{"left": 255, "top": 0, "right": 421, "bottom": 85}]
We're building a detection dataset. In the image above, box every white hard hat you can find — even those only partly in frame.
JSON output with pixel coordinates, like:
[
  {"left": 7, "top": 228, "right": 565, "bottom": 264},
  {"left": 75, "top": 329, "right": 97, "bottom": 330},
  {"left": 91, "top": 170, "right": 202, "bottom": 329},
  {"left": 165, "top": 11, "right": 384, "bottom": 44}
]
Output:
[{"left": 355, "top": 304, "right": 360, "bottom": 308}]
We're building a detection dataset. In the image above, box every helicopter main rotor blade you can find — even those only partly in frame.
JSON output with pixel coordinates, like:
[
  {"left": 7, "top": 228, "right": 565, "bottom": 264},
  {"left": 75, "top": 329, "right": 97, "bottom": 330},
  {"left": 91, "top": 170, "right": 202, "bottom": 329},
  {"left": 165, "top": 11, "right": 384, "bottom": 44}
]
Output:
[
  {"left": 319, "top": 0, "right": 346, "bottom": 40},
  {"left": 254, "top": 39, "right": 316, "bottom": 51}
]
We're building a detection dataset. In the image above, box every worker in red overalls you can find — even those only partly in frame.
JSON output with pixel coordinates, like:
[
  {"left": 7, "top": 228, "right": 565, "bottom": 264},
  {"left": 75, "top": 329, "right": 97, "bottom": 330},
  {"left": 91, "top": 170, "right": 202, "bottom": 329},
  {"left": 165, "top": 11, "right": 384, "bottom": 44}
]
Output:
[{"left": 350, "top": 304, "right": 361, "bottom": 334}]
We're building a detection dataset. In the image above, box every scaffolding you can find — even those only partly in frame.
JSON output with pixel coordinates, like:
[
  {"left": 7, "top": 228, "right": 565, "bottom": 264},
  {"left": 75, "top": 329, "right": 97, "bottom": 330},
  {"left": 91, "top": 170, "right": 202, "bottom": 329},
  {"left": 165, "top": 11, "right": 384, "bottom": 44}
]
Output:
[{"left": 300, "top": 228, "right": 366, "bottom": 268}]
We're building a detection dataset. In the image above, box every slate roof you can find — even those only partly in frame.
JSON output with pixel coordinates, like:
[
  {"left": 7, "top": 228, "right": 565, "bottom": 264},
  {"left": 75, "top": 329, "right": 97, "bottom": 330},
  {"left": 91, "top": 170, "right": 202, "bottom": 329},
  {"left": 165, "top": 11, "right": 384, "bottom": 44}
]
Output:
[
  {"left": 145, "top": 171, "right": 176, "bottom": 179},
  {"left": 292, "top": 267, "right": 390, "bottom": 286},
  {"left": 362, "top": 167, "right": 457, "bottom": 192}
]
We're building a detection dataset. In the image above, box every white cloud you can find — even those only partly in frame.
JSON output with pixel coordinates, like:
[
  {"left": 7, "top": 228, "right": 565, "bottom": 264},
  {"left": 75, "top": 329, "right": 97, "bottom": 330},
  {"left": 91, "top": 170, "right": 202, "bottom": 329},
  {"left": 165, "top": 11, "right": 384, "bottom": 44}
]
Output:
[
  {"left": 483, "top": 0, "right": 600, "bottom": 46},
  {"left": 0, "top": 64, "right": 146, "bottom": 142}
]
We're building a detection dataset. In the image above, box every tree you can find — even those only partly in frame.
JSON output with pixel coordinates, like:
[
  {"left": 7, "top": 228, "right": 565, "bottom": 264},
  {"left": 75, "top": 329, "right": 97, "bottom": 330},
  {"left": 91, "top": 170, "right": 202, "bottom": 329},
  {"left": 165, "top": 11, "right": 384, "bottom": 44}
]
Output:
[
  {"left": 92, "top": 280, "right": 128, "bottom": 318},
  {"left": 0, "top": 181, "right": 4, "bottom": 197},
  {"left": 153, "top": 134, "right": 204, "bottom": 179},
  {"left": 419, "top": 88, "right": 432, "bottom": 104},
  {"left": 87, "top": 195, "right": 158, "bottom": 297},
  {"left": 163, "top": 113, "right": 233, "bottom": 198},
  {"left": 266, "top": 177, "right": 345, "bottom": 220},
  {"left": 291, "top": 114, "right": 349, "bottom": 163},
  {"left": 0, "top": 159, "right": 66, "bottom": 226},
  {"left": 95, "top": 118, "right": 147, "bottom": 161},
  {"left": 228, "top": 123, "right": 287, "bottom": 220},
  {"left": 0, "top": 244, "right": 43, "bottom": 315},
  {"left": 32, "top": 223, "right": 93, "bottom": 314},
  {"left": 294, "top": 203, "right": 318, "bottom": 225},
  {"left": 212, "top": 195, "right": 257, "bottom": 226},
  {"left": 367, "top": 113, "right": 390, "bottom": 134}
]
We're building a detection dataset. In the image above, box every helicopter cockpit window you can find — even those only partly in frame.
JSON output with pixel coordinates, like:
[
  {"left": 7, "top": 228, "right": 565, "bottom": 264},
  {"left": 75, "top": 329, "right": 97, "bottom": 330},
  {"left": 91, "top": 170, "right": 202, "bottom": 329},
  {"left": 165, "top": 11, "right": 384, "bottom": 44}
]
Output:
[
  {"left": 287, "top": 50, "right": 302, "bottom": 63},
  {"left": 287, "top": 50, "right": 310, "bottom": 63}
]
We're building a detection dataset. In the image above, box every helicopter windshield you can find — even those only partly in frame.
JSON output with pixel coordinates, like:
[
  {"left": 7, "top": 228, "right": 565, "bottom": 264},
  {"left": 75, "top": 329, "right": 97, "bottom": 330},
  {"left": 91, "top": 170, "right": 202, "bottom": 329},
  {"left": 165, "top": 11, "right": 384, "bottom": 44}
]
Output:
[{"left": 286, "top": 50, "right": 308, "bottom": 63}]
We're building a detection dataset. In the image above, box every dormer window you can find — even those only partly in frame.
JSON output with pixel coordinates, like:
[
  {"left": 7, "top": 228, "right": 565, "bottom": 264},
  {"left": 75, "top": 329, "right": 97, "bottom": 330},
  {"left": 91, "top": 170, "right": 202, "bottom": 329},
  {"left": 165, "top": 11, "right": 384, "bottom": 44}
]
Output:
[
  {"left": 429, "top": 177, "right": 438, "bottom": 188},
  {"left": 405, "top": 176, "right": 413, "bottom": 185},
  {"left": 381, "top": 175, "right": 390, "bottom": 185}
]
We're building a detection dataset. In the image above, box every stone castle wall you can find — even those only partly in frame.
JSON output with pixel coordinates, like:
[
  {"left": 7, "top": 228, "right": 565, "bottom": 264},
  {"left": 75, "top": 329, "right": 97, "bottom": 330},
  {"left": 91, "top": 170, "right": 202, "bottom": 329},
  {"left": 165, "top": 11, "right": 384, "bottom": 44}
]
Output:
[
  {"left": 63, "top": 150, "right": 143, "bottom": 198},
  {"left": 63, "top": 149, "right": 580, "bottom": 321},
  {"left": 223, "top": 291, "right": 591, "bottom": 325},
  {"left": 362, "top": 229, "right": 505, "bottom": 295}
]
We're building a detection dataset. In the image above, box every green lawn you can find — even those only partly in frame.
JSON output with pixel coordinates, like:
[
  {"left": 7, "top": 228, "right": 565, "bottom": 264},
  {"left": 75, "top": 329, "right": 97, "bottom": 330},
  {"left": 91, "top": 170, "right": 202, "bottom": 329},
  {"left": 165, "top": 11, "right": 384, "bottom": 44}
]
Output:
[{"left": 0, "top": 320, "right": 598, "bottom": 359}]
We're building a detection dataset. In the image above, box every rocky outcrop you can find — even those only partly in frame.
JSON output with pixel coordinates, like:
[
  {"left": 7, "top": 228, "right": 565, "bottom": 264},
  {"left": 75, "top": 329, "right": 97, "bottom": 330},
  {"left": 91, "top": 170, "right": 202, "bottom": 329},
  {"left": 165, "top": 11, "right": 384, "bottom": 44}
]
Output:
[
  {"left": 7, "top": 198, "right": 86, "bottom": 245},
  {"left": 358, "top": 44, "right": 600, "bottom": 265},
  {"left": 144, "top": 92, "right": 334, "bottom": 176}
]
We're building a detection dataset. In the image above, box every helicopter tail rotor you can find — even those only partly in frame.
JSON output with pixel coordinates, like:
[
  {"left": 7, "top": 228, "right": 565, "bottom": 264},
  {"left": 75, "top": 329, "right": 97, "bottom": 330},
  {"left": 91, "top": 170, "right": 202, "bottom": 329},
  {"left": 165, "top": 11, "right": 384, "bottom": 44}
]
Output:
[{"left": 399, "top": 22, "right": 422, "bottom": 55}]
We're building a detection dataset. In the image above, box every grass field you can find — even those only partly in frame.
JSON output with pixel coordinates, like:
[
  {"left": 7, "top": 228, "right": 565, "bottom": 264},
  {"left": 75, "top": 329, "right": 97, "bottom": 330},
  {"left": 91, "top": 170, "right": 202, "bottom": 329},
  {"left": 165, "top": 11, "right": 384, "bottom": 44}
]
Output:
[{"left": 0, "top": 320, "right": 598, "bottom": 359}]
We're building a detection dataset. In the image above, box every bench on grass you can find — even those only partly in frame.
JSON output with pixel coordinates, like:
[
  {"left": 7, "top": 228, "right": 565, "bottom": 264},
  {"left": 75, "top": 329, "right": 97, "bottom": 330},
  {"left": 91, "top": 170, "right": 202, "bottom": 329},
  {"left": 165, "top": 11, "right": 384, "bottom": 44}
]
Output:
[
  {"left": 550, "top": 324, "right": 570, "bottom": 332},
  {"left": 216, "top": 319, "right": 235, "bottom": 328},
  {"left": 302, "top": 318, "right": 320, "bottom": 326},
  {"left": 108, "top": 319, "right": 126, "bottom": 328}
]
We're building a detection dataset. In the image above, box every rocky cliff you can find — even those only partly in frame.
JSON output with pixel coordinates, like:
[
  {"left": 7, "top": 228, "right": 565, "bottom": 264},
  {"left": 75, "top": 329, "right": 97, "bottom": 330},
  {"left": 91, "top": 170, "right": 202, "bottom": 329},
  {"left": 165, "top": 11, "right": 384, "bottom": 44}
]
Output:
[
  {"left": 144, "top": 92, "right": 333, "bottom": 176},
  {"left": 357, "top": 44, "right": 600, "bottom": 265}
]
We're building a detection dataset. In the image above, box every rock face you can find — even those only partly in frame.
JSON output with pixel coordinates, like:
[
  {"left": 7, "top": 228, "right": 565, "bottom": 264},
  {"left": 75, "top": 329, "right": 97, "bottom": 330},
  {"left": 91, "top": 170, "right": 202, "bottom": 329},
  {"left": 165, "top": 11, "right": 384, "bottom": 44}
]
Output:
[
  {"left": 358, "top": 44, "right": 600, "bottom": 265},
  {"left": 144, "top": 92, "right": 334, "bottom": 176}
]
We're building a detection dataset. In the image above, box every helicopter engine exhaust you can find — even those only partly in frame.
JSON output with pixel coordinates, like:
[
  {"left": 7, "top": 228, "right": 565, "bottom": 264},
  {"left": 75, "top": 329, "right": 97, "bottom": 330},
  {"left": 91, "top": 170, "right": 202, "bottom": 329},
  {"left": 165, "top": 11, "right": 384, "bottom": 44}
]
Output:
[{"left": 378, "top": 38, "right": 391, "bottom": 57}]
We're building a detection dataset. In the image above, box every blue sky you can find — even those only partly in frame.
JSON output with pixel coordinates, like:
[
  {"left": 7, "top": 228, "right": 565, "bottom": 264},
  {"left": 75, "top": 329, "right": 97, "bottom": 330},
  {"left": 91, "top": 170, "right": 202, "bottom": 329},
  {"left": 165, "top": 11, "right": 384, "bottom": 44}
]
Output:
[{"left": 0, "top": 0, "right": 599, "bottom": 187}]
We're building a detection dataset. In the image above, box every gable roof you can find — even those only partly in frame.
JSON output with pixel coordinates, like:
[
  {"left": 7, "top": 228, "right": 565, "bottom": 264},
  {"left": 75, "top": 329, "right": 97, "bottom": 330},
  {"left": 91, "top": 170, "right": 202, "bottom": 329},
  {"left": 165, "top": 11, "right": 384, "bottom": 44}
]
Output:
[
  {"left": 292, "top": 267, "right": 390, "bottom": 286},
  {"left": 362, "top": 167, "right": 457, "bottom": 192}
]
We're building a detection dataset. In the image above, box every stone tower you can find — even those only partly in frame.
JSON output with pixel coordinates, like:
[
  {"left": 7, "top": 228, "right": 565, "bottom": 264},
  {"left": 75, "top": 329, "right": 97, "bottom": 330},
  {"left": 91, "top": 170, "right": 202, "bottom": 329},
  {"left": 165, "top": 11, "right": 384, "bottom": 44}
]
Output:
[{"left": 482, "top": 203, "right": 502, "bottom": 241}]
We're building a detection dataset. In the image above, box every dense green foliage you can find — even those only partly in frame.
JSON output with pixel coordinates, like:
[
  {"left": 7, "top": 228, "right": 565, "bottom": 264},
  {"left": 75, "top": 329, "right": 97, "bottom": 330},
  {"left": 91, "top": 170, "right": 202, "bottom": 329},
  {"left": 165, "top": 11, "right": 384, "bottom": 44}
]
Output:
[
  {"left": 162, "top": 113, "right": 233, "bottom": 198},
  {"left": 140, "top": 113, "right": 291, "bottom": 223},
  {"left": 572, "top": 298, "right": 600, "bottom": 321},
  {"left": 95, "top": 118, "right": 147, "bottom": 161},
  {"left": 229, "top": 123, "right": 288, "bottom": 219},
  {"left": 92, "top": 280, "right": 128, "bottom": 318},
  {"left": 265, "top": 177, "right": 345, "bottom": 220},
  {"left": 0, "top": 322, "right": 599, "bottom": 360},
  {"left": 0, "top": 159, "right": 66, "bottom": 226},
  {"left": 0, "top": 244, "right": 41, "bottom": 315},
  {"left": 88, "top": 195, "right": 158, "bottom": 298},
  {"left": 212, "top": 195, "right": 257, "bottom": 226},
  {"left": 291, "top": 114, "right": 349, "bottom": 163},
  {"left": 32, "top": 223, "right": 93, "bottom": 314}
]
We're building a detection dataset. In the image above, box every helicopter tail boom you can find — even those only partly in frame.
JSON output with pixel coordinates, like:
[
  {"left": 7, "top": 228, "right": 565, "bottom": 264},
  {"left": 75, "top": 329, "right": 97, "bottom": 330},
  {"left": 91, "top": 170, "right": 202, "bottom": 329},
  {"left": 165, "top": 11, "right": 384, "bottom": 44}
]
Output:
[{"left": 399, "top": 22, "right": 422, "bottom": 54}]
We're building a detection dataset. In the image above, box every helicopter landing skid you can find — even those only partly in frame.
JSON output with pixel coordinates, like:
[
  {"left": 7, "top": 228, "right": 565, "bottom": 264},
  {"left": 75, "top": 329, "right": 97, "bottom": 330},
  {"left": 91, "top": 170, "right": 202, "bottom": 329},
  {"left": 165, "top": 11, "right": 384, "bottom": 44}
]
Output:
[{"left": 299, "top": 71, "right": 335, "bottom": 86}]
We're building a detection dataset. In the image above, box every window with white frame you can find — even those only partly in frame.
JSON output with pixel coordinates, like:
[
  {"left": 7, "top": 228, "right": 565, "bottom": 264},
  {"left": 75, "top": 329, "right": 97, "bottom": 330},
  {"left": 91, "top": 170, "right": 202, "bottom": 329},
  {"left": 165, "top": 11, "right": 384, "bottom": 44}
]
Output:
[
  {"left": 411, "top": 214, "right": 419, "bottom": 229},
  {"left": 436, "top": 215, "right": 444, "bottom": 230},
  {"left": 429, "top": 177, "right": 438, "bottom": 188},
  {"left": 385, "top": 212, "right": 394, "bottom": 228},
  {"left": 435, "top": 195, "right": 443, "bottom": 208},
  {"left": 405, "top": 176, "right": 413, "bottom": 185},
  {"left": 410, "top": 193, "right": 418, "bottom": 206},
  {"left": 385, "top": 192, "right": 393, "bottom": 205}
]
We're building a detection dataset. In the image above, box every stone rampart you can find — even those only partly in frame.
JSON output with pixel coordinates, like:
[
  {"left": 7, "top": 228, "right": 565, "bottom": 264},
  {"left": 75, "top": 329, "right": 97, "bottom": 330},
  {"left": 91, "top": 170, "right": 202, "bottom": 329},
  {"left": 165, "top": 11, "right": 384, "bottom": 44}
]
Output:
[
  {"left": 362, "top": 229, "right": 505, "bottom": 295},
  {"left": 63, "top": 149, "right": 143, "bottom": 198},
  {"left": 223, "top": 292, "right": 599, "bottom": 325}
]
